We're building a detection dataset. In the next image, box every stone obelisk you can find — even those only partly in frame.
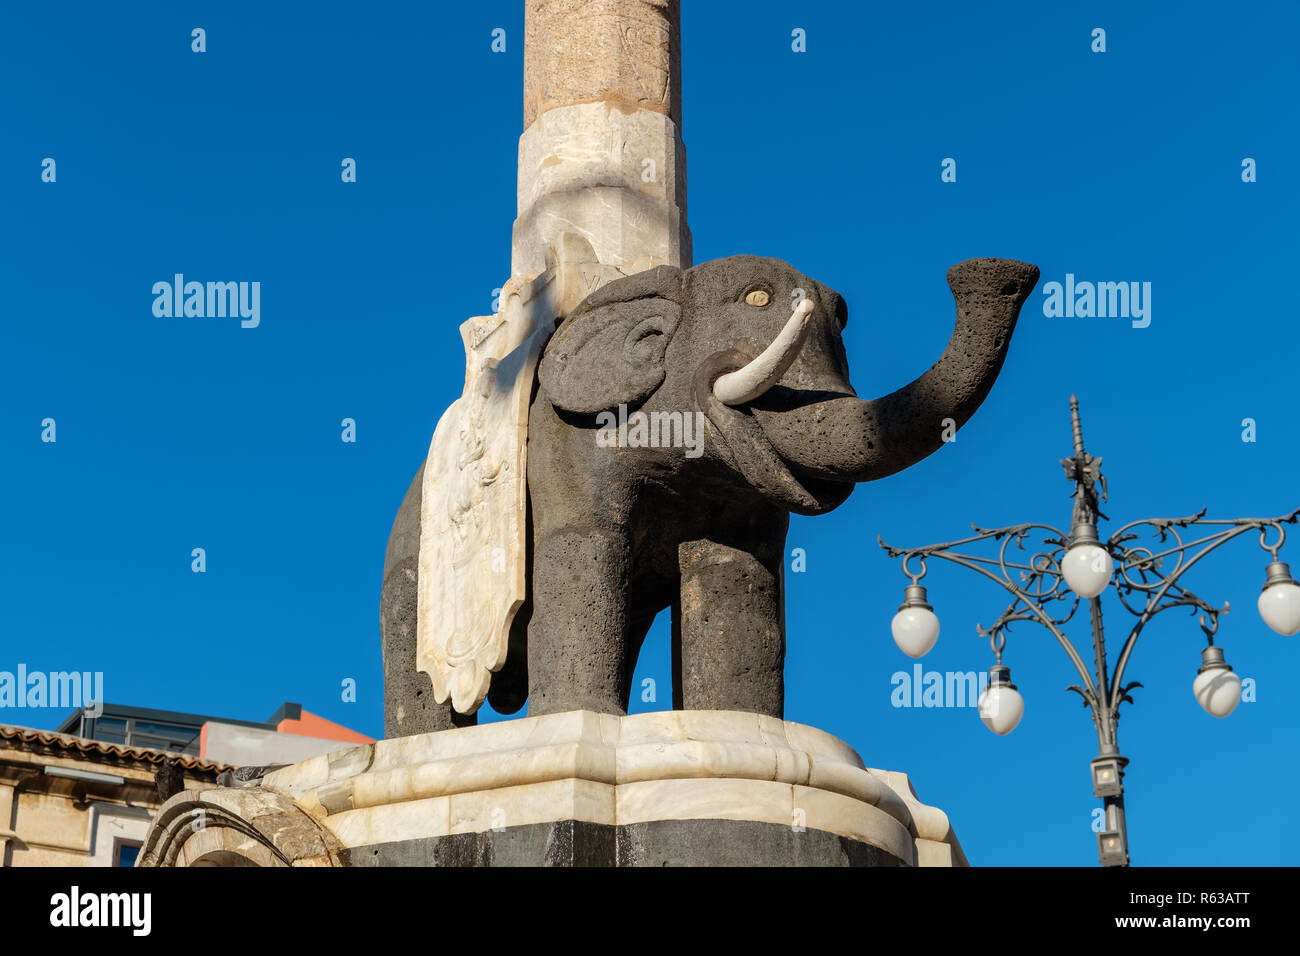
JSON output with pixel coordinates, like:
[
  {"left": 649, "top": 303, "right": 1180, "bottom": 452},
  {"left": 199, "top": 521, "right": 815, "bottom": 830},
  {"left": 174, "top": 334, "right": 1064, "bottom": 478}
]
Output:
[
  {"left": 408, "top": 0, "right": 692, "bottom": 718},
  {"left": 512, "top": 0, "right": 690, "bottom": 308}
]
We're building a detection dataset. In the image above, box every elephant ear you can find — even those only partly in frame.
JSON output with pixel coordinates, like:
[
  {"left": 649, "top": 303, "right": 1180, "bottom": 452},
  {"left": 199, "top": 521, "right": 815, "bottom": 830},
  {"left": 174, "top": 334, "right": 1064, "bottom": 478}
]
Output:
[{"left": 539, "top": 266, "right": 682, "bottom": 415}]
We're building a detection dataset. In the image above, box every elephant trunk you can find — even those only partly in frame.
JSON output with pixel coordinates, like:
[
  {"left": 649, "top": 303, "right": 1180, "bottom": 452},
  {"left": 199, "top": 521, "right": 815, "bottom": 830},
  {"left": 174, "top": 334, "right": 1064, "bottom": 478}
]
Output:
[{"left": 752, "top": 258, "right": 1039, "bottom": 484}]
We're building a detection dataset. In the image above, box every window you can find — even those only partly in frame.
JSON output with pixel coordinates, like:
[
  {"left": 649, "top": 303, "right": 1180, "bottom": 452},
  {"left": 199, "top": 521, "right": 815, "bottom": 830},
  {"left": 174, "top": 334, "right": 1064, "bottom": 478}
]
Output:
[
  {"left": 93, "top": 716, "right": 128, "bottom": 745},
  {"left": 114, "top": 841, "right": 142, "bottom": 867},
  {"left": 128, "top": 719, "right": 199, "bottom": 752},
  {"left": 88, "top": 716, "right": 201, "bottom": 753}
]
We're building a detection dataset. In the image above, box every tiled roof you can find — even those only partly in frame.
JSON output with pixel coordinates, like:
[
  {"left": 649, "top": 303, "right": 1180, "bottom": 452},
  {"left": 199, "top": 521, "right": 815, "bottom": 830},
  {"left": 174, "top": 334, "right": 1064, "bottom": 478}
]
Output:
[{"left": 0, "top": 724, "right": 233, "bottom": 775}]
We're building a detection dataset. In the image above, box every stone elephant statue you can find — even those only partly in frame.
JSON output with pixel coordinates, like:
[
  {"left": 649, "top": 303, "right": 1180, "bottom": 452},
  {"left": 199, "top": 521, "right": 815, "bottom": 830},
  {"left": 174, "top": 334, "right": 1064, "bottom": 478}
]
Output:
[{"left": 381, "top": 254, "right": 1039, "bottom": 736}]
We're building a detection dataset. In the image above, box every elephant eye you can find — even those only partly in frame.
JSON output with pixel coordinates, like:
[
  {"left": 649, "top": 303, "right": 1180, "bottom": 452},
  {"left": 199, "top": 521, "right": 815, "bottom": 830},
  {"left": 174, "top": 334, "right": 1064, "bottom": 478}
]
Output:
[{"left": 743, "top": 289, "right": 770, "bottom": 307}]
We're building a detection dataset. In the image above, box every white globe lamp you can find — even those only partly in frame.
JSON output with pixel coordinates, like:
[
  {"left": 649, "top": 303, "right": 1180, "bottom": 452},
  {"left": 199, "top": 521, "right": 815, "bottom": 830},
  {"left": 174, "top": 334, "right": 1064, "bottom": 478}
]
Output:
[
  {"left": 1062, "top": 524, "right": 1113, "bottom": 599},
  {"left": 1258, "top": 561, "right": 1300, "bottom": 636},
  {"left": 1192, "top": 646, "right": 1241, "bottom": 718},
  {"left": 978, "top": 665, "right": 1025, "bottom": 735},
  {"left": 891, "top": 584, "right": 939, "bottom": 659}
]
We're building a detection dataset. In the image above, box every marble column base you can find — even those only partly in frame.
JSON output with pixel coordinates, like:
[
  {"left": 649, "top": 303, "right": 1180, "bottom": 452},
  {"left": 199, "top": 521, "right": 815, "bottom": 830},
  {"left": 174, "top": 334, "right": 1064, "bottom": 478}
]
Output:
[{"left": 139, "top": 710, "right": 967, "bottom": 868}]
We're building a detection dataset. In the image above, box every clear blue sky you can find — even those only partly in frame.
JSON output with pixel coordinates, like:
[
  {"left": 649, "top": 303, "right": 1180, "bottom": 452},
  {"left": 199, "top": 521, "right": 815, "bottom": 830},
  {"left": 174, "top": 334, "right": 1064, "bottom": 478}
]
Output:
[{"left": 2, "top": 1, "right": 1296, "bottom": 866}]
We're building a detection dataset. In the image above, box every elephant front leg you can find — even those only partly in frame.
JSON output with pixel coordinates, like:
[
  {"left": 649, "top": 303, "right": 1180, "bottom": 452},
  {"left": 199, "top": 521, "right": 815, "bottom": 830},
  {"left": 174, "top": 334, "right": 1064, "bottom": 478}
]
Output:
[
  {"left": 527, "top": 529, "right": 635, "bottom": 716},
  {"left": 677, "top": 540, "right": 785, "bottom": 718}
]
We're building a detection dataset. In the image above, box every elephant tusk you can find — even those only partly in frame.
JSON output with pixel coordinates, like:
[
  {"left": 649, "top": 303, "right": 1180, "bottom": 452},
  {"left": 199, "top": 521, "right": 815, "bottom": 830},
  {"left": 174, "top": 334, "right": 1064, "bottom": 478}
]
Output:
[{"left": 713, "top": 298, "right": 815, "bottom": 406}]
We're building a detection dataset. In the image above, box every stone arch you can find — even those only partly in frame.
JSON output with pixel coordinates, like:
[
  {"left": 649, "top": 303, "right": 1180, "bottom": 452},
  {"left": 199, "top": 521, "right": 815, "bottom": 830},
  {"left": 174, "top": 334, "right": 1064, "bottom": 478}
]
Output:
[{"left": 138, "top": 786, "right": 343, "bottom": 867}]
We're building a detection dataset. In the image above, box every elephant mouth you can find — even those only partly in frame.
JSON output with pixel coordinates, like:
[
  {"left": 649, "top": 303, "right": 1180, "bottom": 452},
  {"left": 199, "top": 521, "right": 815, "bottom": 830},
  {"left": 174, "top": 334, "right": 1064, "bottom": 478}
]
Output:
[{"left": 692, "top": 350, "right": 856, "bottom": 516}]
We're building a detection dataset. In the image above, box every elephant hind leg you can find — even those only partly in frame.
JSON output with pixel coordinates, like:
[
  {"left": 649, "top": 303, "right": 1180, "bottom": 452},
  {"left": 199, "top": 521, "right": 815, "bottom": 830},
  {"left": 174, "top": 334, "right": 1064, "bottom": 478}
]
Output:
[
  {"left": 381, "top": 464, "right": 476, "bottom": 737},
  {"left": 487, "top": 602, "right": 530, "bottom": 715},
  {"left": 677, "top": 539, "right": 785, "bottom": 718}
]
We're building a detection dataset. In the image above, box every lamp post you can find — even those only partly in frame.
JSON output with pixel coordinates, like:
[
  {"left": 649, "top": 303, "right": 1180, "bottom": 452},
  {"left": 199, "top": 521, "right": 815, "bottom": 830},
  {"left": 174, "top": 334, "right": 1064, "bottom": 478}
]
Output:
[{"left": 879, "top": 396, "right": 1300, "bottom": 866}]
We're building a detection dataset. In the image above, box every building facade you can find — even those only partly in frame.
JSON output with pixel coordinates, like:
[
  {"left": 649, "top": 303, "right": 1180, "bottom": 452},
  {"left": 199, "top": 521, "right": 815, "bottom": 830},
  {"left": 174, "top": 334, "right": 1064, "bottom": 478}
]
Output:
[
  {"left": 2, "top": 701, "right": 372, "bottom": 866},
  {"left": 0, "top": 724, "right": 228, "bottom": 866}
]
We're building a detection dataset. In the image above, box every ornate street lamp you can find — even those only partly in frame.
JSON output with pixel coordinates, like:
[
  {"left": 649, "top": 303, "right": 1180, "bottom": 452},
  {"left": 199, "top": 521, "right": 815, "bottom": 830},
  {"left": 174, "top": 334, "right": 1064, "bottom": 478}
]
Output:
[{"left": 879, "top": 396, "right": 1299, "bottom": 866}]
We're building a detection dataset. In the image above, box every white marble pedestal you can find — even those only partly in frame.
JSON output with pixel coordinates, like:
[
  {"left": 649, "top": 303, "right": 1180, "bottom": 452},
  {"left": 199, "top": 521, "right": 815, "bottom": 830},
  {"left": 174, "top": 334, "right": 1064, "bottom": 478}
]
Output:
[{"left": 139, "top": 710, "right": 966, "bottom": 867}]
